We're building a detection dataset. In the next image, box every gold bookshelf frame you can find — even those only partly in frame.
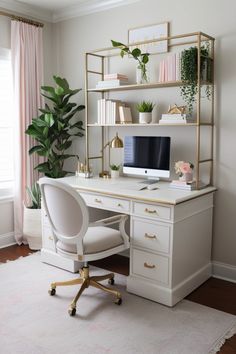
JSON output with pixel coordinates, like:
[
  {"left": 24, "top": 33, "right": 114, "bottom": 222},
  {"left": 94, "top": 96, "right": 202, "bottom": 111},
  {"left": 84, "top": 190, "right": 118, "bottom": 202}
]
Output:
[{"left": 84, "top": 32, "right": 215, "bottom": 189}]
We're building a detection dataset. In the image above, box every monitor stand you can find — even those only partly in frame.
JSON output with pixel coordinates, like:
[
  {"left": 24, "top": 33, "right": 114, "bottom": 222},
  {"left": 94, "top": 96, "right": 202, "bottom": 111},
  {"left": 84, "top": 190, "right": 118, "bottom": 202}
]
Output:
[{"left": 139, "top": 178, "right": 160, "bottom": 185}]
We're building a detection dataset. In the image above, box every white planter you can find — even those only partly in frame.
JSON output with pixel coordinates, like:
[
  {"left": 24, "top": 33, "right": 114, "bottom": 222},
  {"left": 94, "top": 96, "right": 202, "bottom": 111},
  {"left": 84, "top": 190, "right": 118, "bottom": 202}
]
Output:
[
  {"left": 139, "top": 112, "right": 152, "bottom": 124},
  {"left": 110, "top": 170, "right": 120, "bottom": 178},
  {"left": 23, "top": 207, "right": 42, "bottom": 250}
]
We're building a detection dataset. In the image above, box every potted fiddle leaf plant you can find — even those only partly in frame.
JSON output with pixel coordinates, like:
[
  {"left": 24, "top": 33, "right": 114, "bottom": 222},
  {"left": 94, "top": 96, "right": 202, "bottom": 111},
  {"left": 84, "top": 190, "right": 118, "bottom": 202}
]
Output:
[
  {"left": 26, "top": 75, "right": 85, "bottom": 178},
  {"left": 111, "top": 40, "right": 150, "bottom": 84},
  {"left": 23, "top": 182, "right": 42, "bottom": 250},
  {"left": 137, "top": 101, "right": 155, "bottom": 124}
]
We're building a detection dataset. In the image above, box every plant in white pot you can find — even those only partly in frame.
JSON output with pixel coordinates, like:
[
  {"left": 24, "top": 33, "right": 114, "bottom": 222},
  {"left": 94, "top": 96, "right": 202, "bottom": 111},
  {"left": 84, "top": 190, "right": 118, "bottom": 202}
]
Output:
[
  {"left": 110, "top": 164, "right": 120, "bottom": 178},
  {"left": 137, "top": 101, "right": 155, "bottom": 124},
  {"left": 23, "top": 182, "right": 42, "bottom": 250}
]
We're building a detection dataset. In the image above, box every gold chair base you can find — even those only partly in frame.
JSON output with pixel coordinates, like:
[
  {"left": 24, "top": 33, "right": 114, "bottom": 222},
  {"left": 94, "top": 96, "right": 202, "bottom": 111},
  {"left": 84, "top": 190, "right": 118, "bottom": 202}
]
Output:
[{"left": 49, "top": 266, "right": 122, "bottom": 316}]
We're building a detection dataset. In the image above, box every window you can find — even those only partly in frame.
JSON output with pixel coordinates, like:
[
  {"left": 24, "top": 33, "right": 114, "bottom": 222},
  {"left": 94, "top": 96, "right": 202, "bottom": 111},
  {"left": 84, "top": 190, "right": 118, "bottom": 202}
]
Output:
[{"left": 0, "top": 48, "right": 14, "bottom": 196}]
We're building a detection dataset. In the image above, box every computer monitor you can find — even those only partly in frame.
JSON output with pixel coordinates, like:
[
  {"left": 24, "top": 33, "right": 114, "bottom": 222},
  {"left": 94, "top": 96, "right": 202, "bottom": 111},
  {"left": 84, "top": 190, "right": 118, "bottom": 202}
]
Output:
[{"left": 123, "top": 136, "right": 171, "bottom": 180}]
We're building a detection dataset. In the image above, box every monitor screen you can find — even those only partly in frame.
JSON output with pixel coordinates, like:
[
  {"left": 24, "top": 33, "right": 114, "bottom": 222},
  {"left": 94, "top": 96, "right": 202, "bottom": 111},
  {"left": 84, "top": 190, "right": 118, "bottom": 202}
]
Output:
[{"left": 123, "top": 136, "right": 171, "bottom": 179}]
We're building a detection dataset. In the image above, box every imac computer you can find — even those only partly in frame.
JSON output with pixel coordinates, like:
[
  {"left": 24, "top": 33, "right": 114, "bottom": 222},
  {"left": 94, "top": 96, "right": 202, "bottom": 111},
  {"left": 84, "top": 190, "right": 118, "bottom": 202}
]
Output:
[{"left": 123, "top": 136, "right": 171, "bottom": 185}]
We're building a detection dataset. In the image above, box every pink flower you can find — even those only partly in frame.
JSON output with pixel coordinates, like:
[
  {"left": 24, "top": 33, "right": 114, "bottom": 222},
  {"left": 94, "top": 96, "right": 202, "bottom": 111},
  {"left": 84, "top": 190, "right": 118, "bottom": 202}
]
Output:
[{"left": 180, "top": 162, "right": 192, "bottom": 174}]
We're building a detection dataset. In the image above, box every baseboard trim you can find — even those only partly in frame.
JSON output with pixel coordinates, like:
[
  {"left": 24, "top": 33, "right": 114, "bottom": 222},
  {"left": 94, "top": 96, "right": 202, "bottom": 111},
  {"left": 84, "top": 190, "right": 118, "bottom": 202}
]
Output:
[
  {"left": 0, "top": 232, "right": 16, "bottom": 249},
  {"left": 212, "top": 261, "right": 236, "bottom": 283}
]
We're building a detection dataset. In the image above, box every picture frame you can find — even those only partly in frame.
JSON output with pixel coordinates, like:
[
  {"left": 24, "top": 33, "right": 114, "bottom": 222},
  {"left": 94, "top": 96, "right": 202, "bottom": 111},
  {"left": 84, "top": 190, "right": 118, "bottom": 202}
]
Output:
[
  {"left": 118, "top": 106, "right": 132, "bottom": 124},
  {"left": 128, "top": 22, "right": 169, "bottom": 54}
]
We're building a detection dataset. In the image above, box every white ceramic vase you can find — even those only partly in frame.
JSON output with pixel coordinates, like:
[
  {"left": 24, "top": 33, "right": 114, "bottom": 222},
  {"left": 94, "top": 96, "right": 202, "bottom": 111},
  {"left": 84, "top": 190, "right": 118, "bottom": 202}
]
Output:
[
  {"left": 23, "top": 206, "right": 42, "bottom": 250},
  {"left": 139, "top": 112, "right": 152, "bottom": 124},
  {"left": 110, "top": 170, "right": 119, "bottom": 178},
  {"left": 179, "top": 172, "right": 193, "bottom": 183}
]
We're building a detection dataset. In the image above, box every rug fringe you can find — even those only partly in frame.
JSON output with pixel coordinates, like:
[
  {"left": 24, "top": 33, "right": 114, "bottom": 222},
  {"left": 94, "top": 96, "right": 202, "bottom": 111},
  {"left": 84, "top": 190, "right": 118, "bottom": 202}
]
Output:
[{"left": 209, "top": 323, "right": 236, "bottom": 353}]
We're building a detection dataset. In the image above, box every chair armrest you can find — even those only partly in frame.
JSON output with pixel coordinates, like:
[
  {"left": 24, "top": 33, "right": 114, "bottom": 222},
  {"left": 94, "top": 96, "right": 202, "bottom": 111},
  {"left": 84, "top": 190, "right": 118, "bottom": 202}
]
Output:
[
  {"left": 89, "top": 214, "right": 128, "bottom": 227},
  {"left": 89, "top": 214, "right": 130, "bottom": 248}
]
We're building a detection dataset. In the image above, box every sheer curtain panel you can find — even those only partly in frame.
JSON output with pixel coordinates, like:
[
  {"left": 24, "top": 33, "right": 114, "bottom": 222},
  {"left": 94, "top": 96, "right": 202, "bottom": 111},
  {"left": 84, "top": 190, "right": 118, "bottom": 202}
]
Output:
[{"left": 11, "top": 21, "right": 44, "bottom": 243}]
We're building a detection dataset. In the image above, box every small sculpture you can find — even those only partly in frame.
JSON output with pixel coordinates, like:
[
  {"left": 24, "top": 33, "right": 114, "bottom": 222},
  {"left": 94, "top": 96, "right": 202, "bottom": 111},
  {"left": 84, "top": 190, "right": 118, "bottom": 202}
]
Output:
[{"left": 167, "top": 104, "right": 187, "bottom": 115}]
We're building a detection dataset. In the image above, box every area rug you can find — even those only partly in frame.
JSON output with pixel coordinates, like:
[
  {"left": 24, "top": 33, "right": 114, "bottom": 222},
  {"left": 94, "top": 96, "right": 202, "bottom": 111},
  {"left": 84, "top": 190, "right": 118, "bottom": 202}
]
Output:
[{"left": 0, "top": 254, "right": 235, "bottom": 354}]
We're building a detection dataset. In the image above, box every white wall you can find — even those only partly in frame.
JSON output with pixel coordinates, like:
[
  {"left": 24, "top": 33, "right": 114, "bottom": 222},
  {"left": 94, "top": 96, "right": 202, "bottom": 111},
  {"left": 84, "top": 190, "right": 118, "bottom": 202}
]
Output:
[
  {"left": 0, "top": 14, "right": 54, "bottom": 247},
  {"left": 52, "top": 0, "right": 236, "bottom": 271}
]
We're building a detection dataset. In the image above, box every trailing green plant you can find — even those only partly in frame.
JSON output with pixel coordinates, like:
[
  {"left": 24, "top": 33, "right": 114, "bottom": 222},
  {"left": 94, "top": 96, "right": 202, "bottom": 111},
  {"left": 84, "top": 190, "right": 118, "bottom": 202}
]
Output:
[
  {"left": 26, "top": 76, "right": 85, "bottom": 178},
  {"left": 137, "top": 101, "right": 155, "bottom": 113},
  {"left": 26, "top": 182, "right": 41, "bottom": 209},
  {"left": 111, "top": 39, "right": 150, "bottom": 83},
  {"left": 180, "top": 44, "right": 212, "bottom": 114},
  {"left": 110, "top": 164, "right": 120, "bottom": 171}
]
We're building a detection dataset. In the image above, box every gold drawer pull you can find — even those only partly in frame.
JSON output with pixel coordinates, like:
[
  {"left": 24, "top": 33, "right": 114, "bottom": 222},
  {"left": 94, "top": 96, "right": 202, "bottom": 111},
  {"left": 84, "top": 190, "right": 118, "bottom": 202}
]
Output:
[
  {"left": 145, "top": 208, "right": 158, "bottom": 215},
  {"left": 117, "top": 203, "right": 123, "bottom": 207},
  {"left": 145, "top": 233, "right": 157, "bottom": 239},
  {"left": 95, "top": 198, "right": 102, "bottom": 203},
  {"left": 48, "top": 236, "right": 53, "bottom": 241},
  {"left": 144, "top": 262, "right": 156, "bottom": 269}
]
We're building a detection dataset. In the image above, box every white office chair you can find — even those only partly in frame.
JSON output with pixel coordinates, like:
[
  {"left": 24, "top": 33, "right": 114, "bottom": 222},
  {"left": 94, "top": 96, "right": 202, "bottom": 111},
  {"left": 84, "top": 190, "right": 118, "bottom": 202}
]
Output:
[{"left": 39, "top": 177, "right": 130, "bottom": 316}]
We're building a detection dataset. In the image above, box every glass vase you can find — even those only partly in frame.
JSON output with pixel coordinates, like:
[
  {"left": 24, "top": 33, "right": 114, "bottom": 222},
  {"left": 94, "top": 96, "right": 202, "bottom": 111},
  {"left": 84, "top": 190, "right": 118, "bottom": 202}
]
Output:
[{"left": 136, "top": 63, "right": 149, "bottom": 84}]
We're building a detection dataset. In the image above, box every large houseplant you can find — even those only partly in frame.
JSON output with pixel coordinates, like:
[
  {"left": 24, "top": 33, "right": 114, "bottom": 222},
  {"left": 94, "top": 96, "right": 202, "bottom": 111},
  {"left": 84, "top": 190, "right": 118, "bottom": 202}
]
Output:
[
  {"left": 180, "top": 45, "right": 212, "bottom": 114},
  {"left": 26, "top": 75, "right": 85, "bottom": 178},
  {"left": 111, "top": 40, "right": 150, "bottom": 84},
  {"left": 23, "top": 182, "right": 42, "bottom": 250}
]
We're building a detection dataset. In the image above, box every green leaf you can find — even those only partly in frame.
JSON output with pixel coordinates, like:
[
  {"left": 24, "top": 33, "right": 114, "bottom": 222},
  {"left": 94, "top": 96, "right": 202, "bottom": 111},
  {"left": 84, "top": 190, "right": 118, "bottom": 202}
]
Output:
[
  {"left": 28, "top": 145, "right": 43, "bottom": 155},
  {"left": 142, "top": 54, "right": 149, "bottom": 64},
  {"left": 44, "top": 113, "right": 54, "bottom": 127},
  {"left": 55, "top": 86, "right": 64, "bottom": 95},
  {"left": 53, "top": 76, "right": 69, "bottom": 90},
  {"left": 131, "top": 48, "right": 141, "bottom": 58},
  {"left": 111, "top": 40, "right": 125, "bottom": 48}
]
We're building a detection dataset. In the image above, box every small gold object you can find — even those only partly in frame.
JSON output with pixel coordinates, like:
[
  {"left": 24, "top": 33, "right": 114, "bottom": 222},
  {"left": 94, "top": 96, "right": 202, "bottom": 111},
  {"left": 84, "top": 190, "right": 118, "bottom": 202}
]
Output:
[
  {"left": 94, "top": 198, "right": 102, "bottom": 203},
  {"left": 144, "top": 262, "right": 156, "bottom": 269},
  {"left": 145, "top": 208, "right": 158, "bottom": 214},
  {"left": 117, "top": 203, "right": 123, "bottom": 207},
  {"left": 144, "top": 233, "right": 157, "bottom": 239},
  {"left": 167, "top": 104, "right": 187, "bottom": 115}
]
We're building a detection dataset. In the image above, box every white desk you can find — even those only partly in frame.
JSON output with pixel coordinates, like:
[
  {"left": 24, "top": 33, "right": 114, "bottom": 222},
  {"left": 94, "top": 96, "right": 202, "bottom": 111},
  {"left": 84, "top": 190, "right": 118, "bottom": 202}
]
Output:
[{"left": 41, "top": 176, "right": 216, "bottom": 307}]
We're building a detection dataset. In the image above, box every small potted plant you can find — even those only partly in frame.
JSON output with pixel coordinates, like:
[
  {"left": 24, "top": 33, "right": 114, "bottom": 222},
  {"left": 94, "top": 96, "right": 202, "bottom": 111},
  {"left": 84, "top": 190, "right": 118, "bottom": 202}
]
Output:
[
  {"left": 174, "top": 161, "right": 194, "bottom": 182},
  {"left": 137, "top": 101, "right": 155, "bottom": 124},
  {"left": 23, "top": 182, "right": 42, "bottom": 250},
  {"left": 110, "top": 164, "right": 120, "bottom": 178},
  {"left": 111, "top": 40, "right": 150, "bottom": 84}
]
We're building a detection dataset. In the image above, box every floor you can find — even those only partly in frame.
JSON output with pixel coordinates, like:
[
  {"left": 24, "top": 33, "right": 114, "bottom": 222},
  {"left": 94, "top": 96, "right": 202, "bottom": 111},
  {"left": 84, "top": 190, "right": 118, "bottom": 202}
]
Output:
[{"left": 0, "top": 245, "right": 235, "bottom": 354}]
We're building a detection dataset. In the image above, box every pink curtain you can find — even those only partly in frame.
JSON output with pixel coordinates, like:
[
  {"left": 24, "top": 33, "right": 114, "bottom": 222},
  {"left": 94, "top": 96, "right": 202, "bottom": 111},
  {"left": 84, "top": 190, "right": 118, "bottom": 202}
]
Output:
[{"left": 11, "top": 21, "right": 44, "bottom": 244}]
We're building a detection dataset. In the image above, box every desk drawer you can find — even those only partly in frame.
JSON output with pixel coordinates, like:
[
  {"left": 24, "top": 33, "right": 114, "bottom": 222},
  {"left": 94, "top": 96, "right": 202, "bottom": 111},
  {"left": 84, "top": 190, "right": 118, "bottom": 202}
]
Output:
[
  {"left": 80, "top": 192, "right": 130, "bottom": 213},
  {"left": 132, "top": 249, "right": 169, "bottom": 285},
  {"left": 132, "top": 218, "right": 170, "bottom": 254},
  {"left": 42, "top": 226, "right": 56, "bottom": 251},
  {"left": 133, "top": 201, "right": 171, "bottom": 221}
]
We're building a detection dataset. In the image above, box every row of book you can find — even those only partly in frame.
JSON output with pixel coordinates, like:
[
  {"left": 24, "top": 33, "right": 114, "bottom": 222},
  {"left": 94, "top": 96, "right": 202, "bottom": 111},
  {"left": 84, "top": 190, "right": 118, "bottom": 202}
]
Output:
[
  {"left": 170, "top": 180, "right": 205, "bottom": 190},
  {"left": 96, "top": 73, "right": 128, "bottom": 89},
  {"left": 159, "top": 53, "right": 181, "bottom": 82},
  {"left": 97, "top": 99, "right": 132, "bottom": 125},
  {"left": 159, "top": 113, "right": 193, "bottom": 124}
]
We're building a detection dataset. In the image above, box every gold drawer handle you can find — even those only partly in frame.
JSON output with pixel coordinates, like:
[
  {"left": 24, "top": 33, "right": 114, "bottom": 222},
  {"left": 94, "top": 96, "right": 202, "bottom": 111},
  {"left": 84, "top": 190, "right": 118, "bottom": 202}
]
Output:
[
  {"left": 145, "top": 233, "right": 157, "bottom": 239},
  {"left": 48, "top": 236, "right": 53, "bottom": 241},
  {"left": 145, "top": 208, "right": 158, "bottom": 215},
  {"left": 117, "top": 203, "right": 123, "bottom": 207},
  {"left": 144, "top": 262, "right": 156, "bottom": 269},
  {"left": 95, "top": 198, "right": 102, "bottom": 203}
]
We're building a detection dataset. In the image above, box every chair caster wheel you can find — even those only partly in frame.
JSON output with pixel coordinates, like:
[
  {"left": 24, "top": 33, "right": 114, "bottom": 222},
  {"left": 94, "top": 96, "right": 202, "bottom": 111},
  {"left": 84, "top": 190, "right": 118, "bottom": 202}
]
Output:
[
  {"left": 68, "top": 307, "right": 76, "bottom": 316},
  {"left": 108, "top": 277, "right": 114, "bottom": 285},
  {"left": 115, "top": 298, "right": 122, "bottom": 305},
  {"left": 49, "top": 288, "right": 56, "bottom": 296}
]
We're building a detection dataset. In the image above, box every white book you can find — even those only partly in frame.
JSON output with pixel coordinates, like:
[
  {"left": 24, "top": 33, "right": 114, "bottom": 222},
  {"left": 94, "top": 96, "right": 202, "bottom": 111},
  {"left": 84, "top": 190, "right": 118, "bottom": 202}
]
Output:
[
  {"left": 96, "top": 79, "right": 128, "bottom": 88},
  {"left": 104, "top": 73, "right": 128, "bottom": 80},
  {"left": 161, "top": 114, "right": 187, "bottom": 120}
]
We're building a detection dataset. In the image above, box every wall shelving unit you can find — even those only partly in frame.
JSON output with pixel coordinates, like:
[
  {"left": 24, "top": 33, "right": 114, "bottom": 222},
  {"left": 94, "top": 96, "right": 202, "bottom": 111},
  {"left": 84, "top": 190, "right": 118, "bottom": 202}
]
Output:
[{"left": 84, "top": 31, "right": 215, "bottom": 189}]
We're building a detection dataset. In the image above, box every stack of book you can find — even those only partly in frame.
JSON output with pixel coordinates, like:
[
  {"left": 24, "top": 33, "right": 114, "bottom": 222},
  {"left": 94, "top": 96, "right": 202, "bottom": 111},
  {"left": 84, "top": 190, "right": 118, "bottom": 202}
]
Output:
[
  {"left": 170, "top": 180, "right": 205, "bottom": 190},
  {"left": 158, "top": 53, "right": 181, "bottom": 82},
  {"left": 97, "top": 99, "right": 126, "bottom": 125},
  {"left": 159, "top": 113, "right": 193, "bottom": 124},
  {"left": 96, "top": 73, "right": 128, "bottom": 89}
]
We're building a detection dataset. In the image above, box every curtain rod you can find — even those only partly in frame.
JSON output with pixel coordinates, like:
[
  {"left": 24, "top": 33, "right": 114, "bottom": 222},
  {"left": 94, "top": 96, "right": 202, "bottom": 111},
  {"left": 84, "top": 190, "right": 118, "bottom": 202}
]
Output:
[{"left": 0, "top": 10, "right": 44, "bottom": 27}]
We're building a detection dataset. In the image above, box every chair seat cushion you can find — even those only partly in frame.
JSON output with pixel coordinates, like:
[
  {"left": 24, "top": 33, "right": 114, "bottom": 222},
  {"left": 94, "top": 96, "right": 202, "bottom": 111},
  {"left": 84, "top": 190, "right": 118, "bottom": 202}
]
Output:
[{"left": 57, "top": 226, "right": 123, "bottom": 255}]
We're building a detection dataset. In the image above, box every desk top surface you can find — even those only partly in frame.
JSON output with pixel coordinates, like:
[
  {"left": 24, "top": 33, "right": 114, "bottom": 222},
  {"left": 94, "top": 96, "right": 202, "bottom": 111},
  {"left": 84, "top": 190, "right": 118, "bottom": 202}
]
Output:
[{"left": 60, "top": 176, "right": 216, "bottom": 205}]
